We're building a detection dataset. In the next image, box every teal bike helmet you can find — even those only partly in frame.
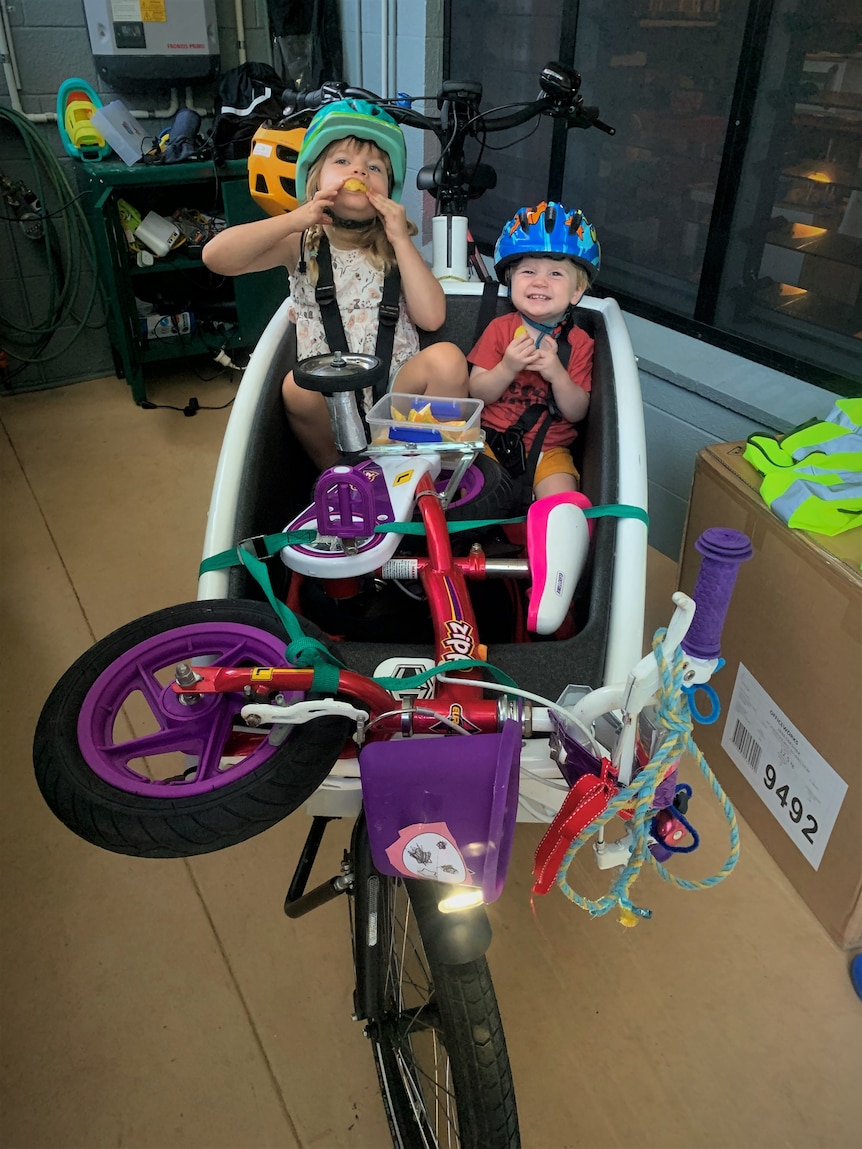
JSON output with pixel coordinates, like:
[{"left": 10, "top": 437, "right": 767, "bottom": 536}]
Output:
[
  {"left": 294, "top": 99, "right": 407, "bottom": 204},
  {"left": 494, "top": 201, "right": 601, "bottom": 284}
]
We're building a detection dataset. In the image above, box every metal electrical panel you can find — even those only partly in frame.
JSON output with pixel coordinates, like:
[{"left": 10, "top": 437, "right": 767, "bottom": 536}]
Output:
[{"left": 82, "top": 0, "right": 220, "bottom": 86}]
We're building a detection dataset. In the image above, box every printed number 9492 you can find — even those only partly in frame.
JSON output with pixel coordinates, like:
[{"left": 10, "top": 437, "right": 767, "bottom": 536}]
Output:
[{"left": 763, "top": 763, "right": 818, "bottom": 843}]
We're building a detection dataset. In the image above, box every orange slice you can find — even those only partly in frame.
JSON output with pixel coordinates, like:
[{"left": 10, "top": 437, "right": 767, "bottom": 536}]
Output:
[
  {"left": 343, "top": 178, "right": 368, "bottom": 192},
  {"left": 514, "top": 324, "right": 527, "bottom": 337}
]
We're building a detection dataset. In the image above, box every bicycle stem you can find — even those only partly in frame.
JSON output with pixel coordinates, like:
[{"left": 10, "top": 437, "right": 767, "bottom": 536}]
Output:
[{"left": 415, "top": 474, "right": 485, "bottom": 688}]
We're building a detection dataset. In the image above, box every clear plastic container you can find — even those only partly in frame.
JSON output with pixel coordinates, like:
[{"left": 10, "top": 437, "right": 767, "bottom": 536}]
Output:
[{"left": 366, "top": 392, "right": 483, "bottom": 447}]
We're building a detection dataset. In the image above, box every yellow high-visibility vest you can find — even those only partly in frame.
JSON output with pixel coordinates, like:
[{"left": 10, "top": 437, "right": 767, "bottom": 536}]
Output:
[{"left": 743, "top": 399, "right": 862, "bottom": 537}]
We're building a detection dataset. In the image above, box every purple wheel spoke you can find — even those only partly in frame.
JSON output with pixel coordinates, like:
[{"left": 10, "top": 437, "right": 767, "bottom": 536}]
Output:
[
  {"left": 133, "top": 656, "right": 172, "bottom": 714},
  {"left": 77, "top": 621, "right": 302, "bottom": 798},
  {"left": 188, "top": 705, "right": 240, "bottom": 782},
  {"left": 99, "top": 724, "right": 206, "bottom": 764}
]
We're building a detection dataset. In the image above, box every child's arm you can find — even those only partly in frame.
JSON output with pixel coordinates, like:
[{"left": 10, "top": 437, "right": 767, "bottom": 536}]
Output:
[
  {"left": 202, "top": 189, "right": 340, "bottom": 276},
  {"left": 367, "top": 191, "right": 445, "bottom": 330}
]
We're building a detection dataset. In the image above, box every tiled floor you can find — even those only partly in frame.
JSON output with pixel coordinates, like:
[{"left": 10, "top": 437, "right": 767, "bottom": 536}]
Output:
[{"left": 1, "top": 371, "right": 860, "bottom": 1149}]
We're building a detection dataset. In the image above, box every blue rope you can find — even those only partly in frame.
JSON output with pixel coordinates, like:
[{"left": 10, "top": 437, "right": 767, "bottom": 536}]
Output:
[{"left": 554, "top": 629, "right": 741, "bottom": 922}]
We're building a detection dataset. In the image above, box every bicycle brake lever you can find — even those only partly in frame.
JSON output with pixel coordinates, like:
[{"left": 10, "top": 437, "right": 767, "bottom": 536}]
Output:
[{"left": 242, "top": 699, "right": 369, "bottom": 733}]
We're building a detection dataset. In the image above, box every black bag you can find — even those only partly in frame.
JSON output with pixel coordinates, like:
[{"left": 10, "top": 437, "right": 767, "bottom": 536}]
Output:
[{"left": 209, "top": 62, "right": 288, "bottom": 163}]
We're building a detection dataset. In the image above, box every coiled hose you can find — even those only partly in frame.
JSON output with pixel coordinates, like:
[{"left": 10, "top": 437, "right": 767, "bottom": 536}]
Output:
[{"left": 0, "top": 105, "right": 104, "bottom": 391}]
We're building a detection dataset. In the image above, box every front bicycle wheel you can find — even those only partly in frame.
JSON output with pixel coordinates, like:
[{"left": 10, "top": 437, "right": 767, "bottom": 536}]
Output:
[
  {"left": 34, "top": 600, "right": 352, "bottom": 858},
  {"left": 353, "top": 822, "right": 520, "bottom": 1148}
]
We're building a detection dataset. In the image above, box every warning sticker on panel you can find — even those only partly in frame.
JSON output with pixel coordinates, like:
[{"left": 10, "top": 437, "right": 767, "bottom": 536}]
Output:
[{"left": 721, "top": 663, "right": 847, "bottom": 870}]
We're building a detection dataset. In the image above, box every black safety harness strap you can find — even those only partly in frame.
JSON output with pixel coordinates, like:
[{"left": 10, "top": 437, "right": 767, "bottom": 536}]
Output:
[
  {"left": 314, "top": 232, "right": 401, "bottom": 408},
  {"left": 483, "top": 312, "right": 577, "bottom": 510}
]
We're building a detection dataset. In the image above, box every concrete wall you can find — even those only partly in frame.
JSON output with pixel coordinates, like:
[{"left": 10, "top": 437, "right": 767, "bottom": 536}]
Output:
[{"left": 630, "top": 315, "right": 838, "bottom": 559}]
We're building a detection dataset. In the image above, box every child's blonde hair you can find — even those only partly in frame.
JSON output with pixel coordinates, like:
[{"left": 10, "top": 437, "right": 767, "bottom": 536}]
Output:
[{"left": 302, "top": 136, "right": 418, "bottom": 282}]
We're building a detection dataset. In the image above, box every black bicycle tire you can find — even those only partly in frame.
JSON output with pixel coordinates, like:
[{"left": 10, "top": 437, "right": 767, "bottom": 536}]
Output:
[
  {"left": 440, "top": 452, "right": 517, "bottom": 524},
  {"left": 353, "top": 822, "right": 520, "bottom": 1148},
  {"left": 33, "top": 600, "right": 353, "bottom": 859}
]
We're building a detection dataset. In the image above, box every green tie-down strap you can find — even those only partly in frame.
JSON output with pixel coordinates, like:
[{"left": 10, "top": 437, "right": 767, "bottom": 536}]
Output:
[
  {"left": 375, "top": 502, "right": 649, "bottom": 535},
  {"left": 198, "top": 531, "right": 520, "bottom": 695},
  {"left": 215, "top": 537, "right": 345, "bottom": 694},
  {"left": 197, "top": 502, "right": 648, "bottom": 693},
  {"left": 198, "top": 502, "right": 648, "bottom": 574}
]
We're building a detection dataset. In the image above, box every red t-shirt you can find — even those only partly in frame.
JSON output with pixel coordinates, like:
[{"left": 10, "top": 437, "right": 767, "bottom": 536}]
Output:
[{"left": 468, "top": 312, "right": 593, "bottom": 452}]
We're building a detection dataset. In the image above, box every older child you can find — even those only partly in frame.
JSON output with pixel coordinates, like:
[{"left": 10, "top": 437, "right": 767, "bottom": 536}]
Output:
[
  {"left": 468, "top": 202, "right": 600, "bottom": 499},
  {"left": 204, "top": 99, "right": 469, "bottom": 468}
]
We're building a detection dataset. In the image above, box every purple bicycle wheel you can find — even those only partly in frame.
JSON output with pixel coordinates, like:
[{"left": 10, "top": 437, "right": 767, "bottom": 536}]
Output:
[
  {"left": 435, "top": 460, "right": 485, "bottom": 508},
  {"left": 76, "top": 620, "right": 302, "bottom": 798}
]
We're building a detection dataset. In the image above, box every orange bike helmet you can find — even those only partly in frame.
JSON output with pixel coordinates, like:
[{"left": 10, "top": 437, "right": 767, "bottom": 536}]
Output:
[{"left": 247, "top": 123, "right": 306, "bottom": 216}]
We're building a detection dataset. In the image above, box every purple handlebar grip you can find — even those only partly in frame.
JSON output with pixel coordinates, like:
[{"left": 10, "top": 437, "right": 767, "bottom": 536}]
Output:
[{"left": 681, "top": 528, "right": 753, "bottom": 661}]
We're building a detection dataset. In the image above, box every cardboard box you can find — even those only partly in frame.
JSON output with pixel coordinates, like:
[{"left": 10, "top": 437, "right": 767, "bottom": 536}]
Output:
[{"left": 678, "top": 441, "right": 862, "bottom": 949}]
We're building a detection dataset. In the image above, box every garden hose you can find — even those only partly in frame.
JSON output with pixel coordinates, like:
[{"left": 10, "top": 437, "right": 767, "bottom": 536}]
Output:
[{"left": 0, "top": 105, "right": 104, "bottom": 390}]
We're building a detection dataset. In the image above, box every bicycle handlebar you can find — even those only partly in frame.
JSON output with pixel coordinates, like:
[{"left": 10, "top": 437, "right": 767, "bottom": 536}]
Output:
[
  {"left": 681, "top": 528, "right": 753, "bottom": 662},
  {"left": 281, "top": 63, "right": 615, "bottom": 142}
]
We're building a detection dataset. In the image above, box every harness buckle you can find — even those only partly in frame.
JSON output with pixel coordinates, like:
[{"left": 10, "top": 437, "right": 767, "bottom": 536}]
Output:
[
  {"left": 239, "top": 535, "right": 273, "bottom": 561},
  {"left": 378, "top": 301, "right": 400, "bottom": 326},
  {"left": 486, "top": 428, "right": 527, "bottom": 477},
  {"left": 314, "top": 283, "right": 337, "bottom": 306}
]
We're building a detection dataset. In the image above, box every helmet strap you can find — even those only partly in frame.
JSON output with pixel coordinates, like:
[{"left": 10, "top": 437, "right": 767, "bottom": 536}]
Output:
[
  {"left": 519, "top": 306, "right": 573, "bottom": 348},
  {"left": 324, "top": 210, "right": 378, "bottom": 230}
]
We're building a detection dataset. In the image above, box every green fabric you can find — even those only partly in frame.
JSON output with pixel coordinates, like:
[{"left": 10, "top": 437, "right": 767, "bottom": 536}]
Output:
[
  {"left": 195, "top": 501, "right": 650, "bottom": 691},
  {"left": 375, "top": 502, "right": 649, "bottom": 535},
  {"left": 744, "top": 402, "right": 862, "bottom": 536}
]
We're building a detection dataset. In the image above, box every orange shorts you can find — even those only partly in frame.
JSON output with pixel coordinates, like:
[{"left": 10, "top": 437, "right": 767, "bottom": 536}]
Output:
[
  {"left": 533, "top": 446, "right": 579, "bottom": 488},
  {"left": 484, "top": 443, "right": 579, "bottom": 488}
]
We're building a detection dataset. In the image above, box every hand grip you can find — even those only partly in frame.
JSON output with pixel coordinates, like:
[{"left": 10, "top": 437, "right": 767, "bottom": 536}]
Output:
[{"left": 681, "top": 528, "right": 753, "bottom": 661}]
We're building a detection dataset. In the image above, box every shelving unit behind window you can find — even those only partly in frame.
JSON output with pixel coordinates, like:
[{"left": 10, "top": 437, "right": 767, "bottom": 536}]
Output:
[
  {"left": 446, "top": 0, "right": 861, "bottom": 393},
  {"left": 737, "top": 32, "right": 861, "bottom": 364},
  {"left": 567, "top": 0, "right": 751, "bottom": 316}
]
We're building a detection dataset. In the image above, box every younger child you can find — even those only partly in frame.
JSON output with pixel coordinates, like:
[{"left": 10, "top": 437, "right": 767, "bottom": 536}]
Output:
[
  {"left": 468, "top": 201, "right": 600, "bottom": 499},
  {"left": 203, "top": 99, "right": 469, "bottom": 468}
]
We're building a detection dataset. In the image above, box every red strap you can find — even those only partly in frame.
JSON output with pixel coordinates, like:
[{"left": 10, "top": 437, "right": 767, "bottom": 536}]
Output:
[{"left": 533, "top": 766, "right": 616, "bottom": 895}]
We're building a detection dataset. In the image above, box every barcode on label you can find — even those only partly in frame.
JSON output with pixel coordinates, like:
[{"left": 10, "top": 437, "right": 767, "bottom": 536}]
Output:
[{"left": 731, "top": 719, "right": 761, "bottom": 771}]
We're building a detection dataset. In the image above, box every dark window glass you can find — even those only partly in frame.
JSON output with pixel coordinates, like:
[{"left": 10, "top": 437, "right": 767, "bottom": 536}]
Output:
[
  {"left": 716, "top": 1, "right": 862, "bottom": 385},
  {"left": 446, "top": 1, "right": 564, "bottom": 250},
  {"left": 562, "top": 0, "right": 751, "bottom": 319},
  {"left": 447, "top": 0, "right": 862, "bottom": 394}
]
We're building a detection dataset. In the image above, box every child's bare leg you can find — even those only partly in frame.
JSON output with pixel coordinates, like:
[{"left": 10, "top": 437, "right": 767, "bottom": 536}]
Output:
[
  {"left": 534, "top": 472, "right": 578, "bottom": 500},
  {"left": 393, "top": 342, "right": 469, "bottom": 398},
  {"left": 282, "top": 371, "right": 339, "bottom": 470}
]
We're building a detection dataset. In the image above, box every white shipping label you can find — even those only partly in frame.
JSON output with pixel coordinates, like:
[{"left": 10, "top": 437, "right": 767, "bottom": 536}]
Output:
[
  {"left": 111, "top": 1, "right": 142, "bottom": 20},
  {"left": 720, "top": 663, "right": 848, "bottom": 870}
]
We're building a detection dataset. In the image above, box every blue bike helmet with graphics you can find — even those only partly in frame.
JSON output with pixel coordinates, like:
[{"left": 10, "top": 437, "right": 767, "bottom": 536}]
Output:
[
  {"left": 294, "top": 98, "right": 407, "bottom": 204},
  {"left": 493, "top": 201, "right": 601, "bottom": 284}
]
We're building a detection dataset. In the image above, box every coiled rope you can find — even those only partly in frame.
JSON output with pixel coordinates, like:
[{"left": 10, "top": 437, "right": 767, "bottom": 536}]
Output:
[{"left": 555, "top": 628, "right": 741, "bottom": 924}]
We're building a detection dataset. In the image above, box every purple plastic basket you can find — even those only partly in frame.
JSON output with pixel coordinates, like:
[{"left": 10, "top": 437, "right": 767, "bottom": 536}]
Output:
[{"left": 359, "top": 720, "right": 522, "bottom": 903}]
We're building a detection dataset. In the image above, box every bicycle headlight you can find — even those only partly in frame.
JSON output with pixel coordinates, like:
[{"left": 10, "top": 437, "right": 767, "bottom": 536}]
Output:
[
  {"left": 437, "top": 887, "right": 485, "bottom": 914},
  {"left": 539, "top": 62, "right": 581, "bottom": 100}
]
